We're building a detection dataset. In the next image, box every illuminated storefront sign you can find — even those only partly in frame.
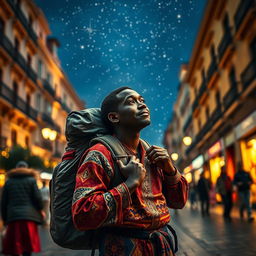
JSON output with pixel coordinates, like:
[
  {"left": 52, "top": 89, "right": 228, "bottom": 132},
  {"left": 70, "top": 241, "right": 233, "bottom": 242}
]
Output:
[
  {"left": 207, "top": 140, "right": 222, "bottom": 158},
  {"left": 235, "top": 110, "right": 256, "bottom": 139},
  {"left": 192, "top": 155, "right": 204, "bottom": 170}
]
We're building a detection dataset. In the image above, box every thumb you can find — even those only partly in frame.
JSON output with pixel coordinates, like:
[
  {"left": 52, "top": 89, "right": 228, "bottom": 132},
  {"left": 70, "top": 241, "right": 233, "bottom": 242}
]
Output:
[{"left": 117, "top": 159, "right": 125, "bottom": 169}]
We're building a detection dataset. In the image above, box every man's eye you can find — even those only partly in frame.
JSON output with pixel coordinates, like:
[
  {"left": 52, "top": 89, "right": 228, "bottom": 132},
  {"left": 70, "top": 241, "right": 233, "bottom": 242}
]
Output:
[
  {"left": 128, "top": 99, "right": 135, "bottom": 104},
  {"left": 140, "top": 98, "right": 145, "bottom": 103}
]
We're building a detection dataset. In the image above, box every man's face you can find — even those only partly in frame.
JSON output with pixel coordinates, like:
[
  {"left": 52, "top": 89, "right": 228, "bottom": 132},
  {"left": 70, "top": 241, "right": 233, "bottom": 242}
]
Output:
[{"left": 114, "top": 89, "right": 151, "bottom": 130}]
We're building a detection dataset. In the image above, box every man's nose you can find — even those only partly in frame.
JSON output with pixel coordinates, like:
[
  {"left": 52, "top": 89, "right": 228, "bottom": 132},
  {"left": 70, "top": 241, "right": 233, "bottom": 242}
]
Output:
[{"left": 138, "top": 101, "right": 147, "bottom": 108}]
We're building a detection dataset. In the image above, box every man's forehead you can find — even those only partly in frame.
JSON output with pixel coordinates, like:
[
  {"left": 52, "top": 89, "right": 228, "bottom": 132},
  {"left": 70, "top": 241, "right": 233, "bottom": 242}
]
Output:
[{"left": 116, "top": 89, "right": 141, "bottom": 100}]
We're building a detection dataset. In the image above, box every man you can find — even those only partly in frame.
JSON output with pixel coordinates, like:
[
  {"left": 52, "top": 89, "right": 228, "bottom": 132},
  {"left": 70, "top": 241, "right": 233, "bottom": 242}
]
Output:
[
  {"left": 216, "top": 166, "right": 233, "bottom": 220},
  {"left": 72, "top": 87, "right": 188, "bottom": 255},
  {"left": 234, "top": 163, "right": 254, "bottom": 222},
  {"left": 197, "top": 172, "right": 210, "bottom": 216},
  {"left": 40, "top": 181, "right": 50, "bottom": 226}
]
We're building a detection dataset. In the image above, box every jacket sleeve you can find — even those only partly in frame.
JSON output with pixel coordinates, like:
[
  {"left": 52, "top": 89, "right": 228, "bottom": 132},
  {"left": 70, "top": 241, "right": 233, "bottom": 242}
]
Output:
[
  {"left": 1, "top": 183, "right": 8, "bottom": 224},
  {"left": 72, "top": 145, "right": 132, "bottom": 231},
  {"left": 30, "top": 178, "right": 44, "bottom": 210},
  {"left": 162, "top": 168, "right": 188, "bottom": 209}
]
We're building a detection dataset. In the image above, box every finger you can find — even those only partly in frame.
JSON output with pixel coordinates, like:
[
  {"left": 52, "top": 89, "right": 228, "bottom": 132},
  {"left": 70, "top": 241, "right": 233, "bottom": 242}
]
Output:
[
  {"left": 117, "top": 159, "right": 125, "bottom": 169},
  {"left": 152, "top": 155, "right": 168, "bottom": 163},
  {"left": 147, "top": 148, "right": 166, "bottom": 159},
  {"left": 150, "top": 151, "right": 168, "bottom": 161},
  {"left": 145, "top": 145, "right": 155, "bottom": 156}
]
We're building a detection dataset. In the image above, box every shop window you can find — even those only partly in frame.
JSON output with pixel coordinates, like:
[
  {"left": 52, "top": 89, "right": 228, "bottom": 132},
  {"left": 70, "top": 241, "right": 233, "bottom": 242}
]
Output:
[
  {"left": 11, "top": 129, "right": 17, "bottom": 146},
  {"left": 0, "top": 18, "right": 5, "bottom": 34}
]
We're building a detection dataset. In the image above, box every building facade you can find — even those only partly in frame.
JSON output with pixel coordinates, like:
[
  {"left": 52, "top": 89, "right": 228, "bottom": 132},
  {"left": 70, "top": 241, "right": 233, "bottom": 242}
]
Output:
[
  {"left": 0, "top": 0, "right": 84, "bottom": 180},
  {"left": 164, "top": 0, "right": 256, "bottom": 205}
]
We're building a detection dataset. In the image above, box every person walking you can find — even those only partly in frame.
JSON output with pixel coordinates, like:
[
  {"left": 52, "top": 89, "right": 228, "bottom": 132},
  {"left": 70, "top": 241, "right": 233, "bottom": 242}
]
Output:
[
  {"left": 197, "top": 172, "right": 210, "bottom": 216},
  {"left": 72, "top": 87, "right": 188, "bottom": 256},
  {"left": 216, "top": 166, "right": 233, "bottom": 220},
  {"left": 233, "top": 163, "right": 254, "bottom": 222},
  {"left": 189, "top": 182, "right": 197, "bottom": 210},
  {"left": 40, "top": 180, "right": 50, "bottom": 226},
  {"left": 1, "top": 161, "right": 44, "bottom": 256}
]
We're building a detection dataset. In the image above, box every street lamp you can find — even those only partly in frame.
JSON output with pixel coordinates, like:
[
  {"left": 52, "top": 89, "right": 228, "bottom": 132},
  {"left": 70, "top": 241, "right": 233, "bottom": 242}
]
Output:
[
  {"left": 171, "top": 152, "right": 179, "bottom": 161},
  {"left": 183, "top": 136, "right": 192, "bottom": 146},
  {"left": 41, "top": 128, "right": 57, "bottom": 141}
]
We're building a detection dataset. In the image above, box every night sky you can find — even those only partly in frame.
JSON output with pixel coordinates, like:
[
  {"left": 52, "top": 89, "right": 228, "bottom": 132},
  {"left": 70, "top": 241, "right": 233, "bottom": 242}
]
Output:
[{"left": 35, "top": 0, "right": 207, "bottom": 146}]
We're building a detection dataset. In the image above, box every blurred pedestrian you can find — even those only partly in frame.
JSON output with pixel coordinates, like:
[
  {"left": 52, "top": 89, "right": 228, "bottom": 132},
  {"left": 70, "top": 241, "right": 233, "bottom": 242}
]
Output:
[
  {"left": 233, "top": 163, "right": 254, "bottom": 222},
  {"left": 197, "top": 172, "right": 210, "bottom": 216},
  {"left": 1, "top": 161, "right": 45, "bottom": 256},
  {"left": 216, "top": 166, "right": 233, "bottom": 220},
  {"left": 40, "top": 180, "right": 50, "bottom": 226},
  {"left": 189, "top": 182, "right": 197, "bottom": 209}
]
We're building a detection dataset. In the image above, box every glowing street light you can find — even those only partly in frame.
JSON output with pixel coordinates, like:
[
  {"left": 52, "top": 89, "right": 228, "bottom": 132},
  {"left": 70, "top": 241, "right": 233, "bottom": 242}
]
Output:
[
  {"left": 42, "top": 128, "right": 57, "bottom": 141},
  {"left": 183, "top": 136, "right": 192, "bottom": 146},
  {"left": 171, "top": 152, "right": 179, "bottom": 161}
]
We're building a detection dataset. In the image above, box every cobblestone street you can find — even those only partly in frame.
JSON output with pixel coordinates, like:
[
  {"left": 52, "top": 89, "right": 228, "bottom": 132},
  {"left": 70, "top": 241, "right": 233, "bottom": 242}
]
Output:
[{"left": 1, "top": 205, "right": 254, "bottom": 256}]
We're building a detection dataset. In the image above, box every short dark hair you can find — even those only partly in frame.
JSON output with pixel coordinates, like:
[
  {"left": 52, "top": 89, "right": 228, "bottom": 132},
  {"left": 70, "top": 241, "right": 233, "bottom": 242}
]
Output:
[{"left": 101, "top": 86, "right": 131, "bottom": 132}]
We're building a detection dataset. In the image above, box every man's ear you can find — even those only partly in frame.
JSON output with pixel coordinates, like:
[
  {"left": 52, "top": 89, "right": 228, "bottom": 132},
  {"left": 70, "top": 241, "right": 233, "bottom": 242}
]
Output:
[{"left": 108, "top": 112, "right": 119, "bottom": 124}]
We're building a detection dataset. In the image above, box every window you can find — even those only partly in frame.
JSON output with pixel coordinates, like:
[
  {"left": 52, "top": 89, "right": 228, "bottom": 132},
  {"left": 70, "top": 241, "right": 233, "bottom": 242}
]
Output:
[
  {"left": 27, "top": 54, "right": 31, "bottom": 67},
  {"left": 25, "top": 136, "right": 29, "bottom": 148},
  {"left": 14, "top": 37, "right": 20, "bottom": 52},
  {"left": 36, "top": 93, "right": 41, "bottom": 112},
  {"left": 198, "top": 119, "right": 201, "bottom": 130},
  {"left": 0, "top": 18, "right": 4, "bottom": 34},
  {"left": 215, "top": 90, "right": 221, "bottom": 107},
  {"left": 0, "top": 68, "right": 2, "bottom": 82},
  {"left": 223, "top": 14, "right": 230, "bottom": 32},
  {"left": 26, "top": 94, "right": 31, "bottom": 112},
  {"left": 11, "top": 129, "right": 17, "bottom": 146},
  {"left": 44, "top": 100, "right": 52, "bottom": 116},
  {"left": 229, "top": 66, "right": 236, "bottom": 88},
  {"left": 206, "top": 106, "right": 210, "bottom": 119},
  {"left": 13, "top": 82, "right": 18, "bottom": 102},
  {"left": 28, "top": 15, "right": 33, "bottom": 28},
  {"left": 37, "top": 60, "right": 43, "bottom": 78},
  {"left": 46, "top": 72, "right": 52, "bottom": 83},
  {"left": 250, "top": 38, "right": 256, "bottom": 59}
]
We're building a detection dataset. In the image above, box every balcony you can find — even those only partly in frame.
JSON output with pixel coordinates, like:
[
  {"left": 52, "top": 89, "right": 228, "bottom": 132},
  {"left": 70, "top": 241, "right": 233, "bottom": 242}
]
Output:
[
  {"left": 241, "top": 60, "right": 256, "bottom": 90},
  {"left": 42, "top": 113, "right": 55, "bottom": 127},
  {"left": 43, "top": 80, "right": 55, "bottom": 96},
  {"left": 211, "top": 105, "right": 222, "bottom": 125},
  {"left": 234, "top": 0, "right": 254, "bottom": 31},
  {"left": 0, "top": 81, "right": 38, "bottom": 121},
  {"left": 207, "top": 58, "right": 218, "bottom": 84},
  {"left": 6, "top": 0, "right": 38, "bottom": 44},
  {"left": 61, "top": 102, "right": 71, "bottom": 113},
  {"left": 218, "top": 31, "right": 233, "bottom": 65},
  {"left": 0, "top": 33, "right": 38, "bottom": 85}
]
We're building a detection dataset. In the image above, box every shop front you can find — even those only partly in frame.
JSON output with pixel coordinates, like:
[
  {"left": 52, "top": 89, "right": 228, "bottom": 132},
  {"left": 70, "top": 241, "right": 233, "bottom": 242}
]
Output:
[
  {"left": 191, "top": 154, "right": 204, "bottom": 184},
  {"left": 235, "top": 110, "right": 256, "bottom": 207},
  {"left": 207, "top": 140, "right": 225, "bottom": 186}
]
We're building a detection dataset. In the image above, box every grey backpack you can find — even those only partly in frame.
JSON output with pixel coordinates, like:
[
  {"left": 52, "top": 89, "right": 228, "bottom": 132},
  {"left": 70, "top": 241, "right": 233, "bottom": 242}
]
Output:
[{"left": 49, "top": 108, "right": 149, "bottom": 250}]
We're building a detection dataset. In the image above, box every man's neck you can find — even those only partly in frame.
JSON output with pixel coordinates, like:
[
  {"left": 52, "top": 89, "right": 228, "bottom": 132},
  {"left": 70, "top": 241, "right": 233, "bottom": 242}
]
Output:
[{"left": 115, "top": 129, "right": 140, "bottom": 153}]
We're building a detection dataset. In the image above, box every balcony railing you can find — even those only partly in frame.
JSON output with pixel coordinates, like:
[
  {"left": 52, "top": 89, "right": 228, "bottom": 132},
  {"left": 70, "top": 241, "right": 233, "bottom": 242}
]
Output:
[
  {"left": 0, "top": 81, "right": 38, "bottom": 121},
  {"left": 207, "top": 57, "right": 218, "bottom": 83},
  {"left": 241, "top": 60, "right": 256, "bottom": 89},
  {"left": 234, "top": 0, "right": 254, "bottom": 31},
  {"left": 223, "top": 85, "right": 238, "bottom": 110},
  {"left": 7, "top": 0, "right": 38, "bottom": 44},
  {"left": 218, "top": 31, "right": 232, "bottom": 61},
  {"left": 43, "top": 80, "right": 55, "bottom": 96},
  {"left": 0, "top": 33, "right": 38, "bottom": 85},
  {"left": 211, "top": 105, "right": 222, "bottom": 125}
]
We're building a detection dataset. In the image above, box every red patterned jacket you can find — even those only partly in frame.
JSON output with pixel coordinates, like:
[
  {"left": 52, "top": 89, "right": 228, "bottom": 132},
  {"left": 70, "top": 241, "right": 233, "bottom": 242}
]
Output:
[{"left": 72, "top": 142, "right": 188, "bottom": 231}]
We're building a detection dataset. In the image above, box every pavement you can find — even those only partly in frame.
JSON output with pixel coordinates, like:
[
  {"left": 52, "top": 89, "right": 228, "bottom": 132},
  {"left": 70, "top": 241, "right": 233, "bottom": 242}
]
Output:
[{"left": 0, "top": 204, "right": 255, "bottom": 256}]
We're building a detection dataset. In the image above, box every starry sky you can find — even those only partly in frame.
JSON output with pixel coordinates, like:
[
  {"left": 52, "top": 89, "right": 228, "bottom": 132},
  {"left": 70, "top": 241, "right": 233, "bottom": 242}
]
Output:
[{"left": 35, "top": 0, "right": 207, "bottom": 146}]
